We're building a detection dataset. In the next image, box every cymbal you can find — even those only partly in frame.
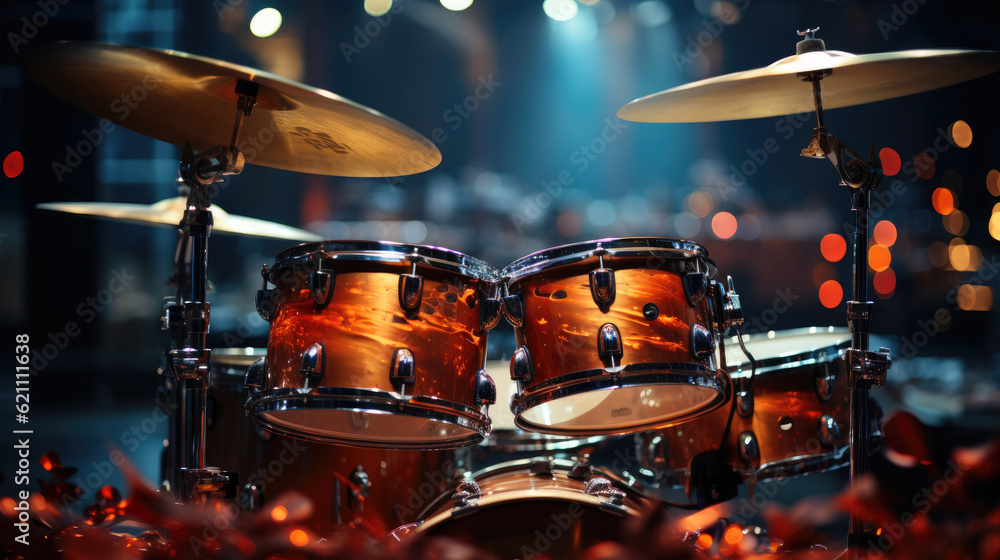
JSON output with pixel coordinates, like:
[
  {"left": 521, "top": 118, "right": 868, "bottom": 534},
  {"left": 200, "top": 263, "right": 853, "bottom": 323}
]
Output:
[
  {"left": 37, "top": 198, "right": 324, "bottom": 242},
  {"left": 618, "top": 49, "right": 1000, "bottom": 123},
  {"left": 22, "top": 41, "right": 441, "bottom": 177}
]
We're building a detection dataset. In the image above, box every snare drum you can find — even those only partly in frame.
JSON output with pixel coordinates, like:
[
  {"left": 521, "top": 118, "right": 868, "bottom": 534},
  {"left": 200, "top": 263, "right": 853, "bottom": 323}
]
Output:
[
  {"left": 247, "top": 241, "right": 502, "bottom": 449},
  {"left": 207, "top": 348, "right": 463, "bottom": 535},
  {"left": 501, "top": 238, "right": 732, "bottom": 436},
  {"left": 389, "top": 458, "right": 646, "bottom": 560},
  {"left": 635, "top": 327, "right": 854, "bottom": 486}
]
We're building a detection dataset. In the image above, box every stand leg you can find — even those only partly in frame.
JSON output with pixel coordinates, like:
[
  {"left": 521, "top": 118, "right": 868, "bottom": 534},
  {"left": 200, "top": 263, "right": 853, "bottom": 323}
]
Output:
[{"left": 848, "top": 189, "right": 873, "bottom": 556}]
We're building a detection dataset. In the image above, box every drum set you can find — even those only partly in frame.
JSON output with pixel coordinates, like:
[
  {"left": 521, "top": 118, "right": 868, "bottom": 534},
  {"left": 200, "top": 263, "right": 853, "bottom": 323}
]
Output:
[{"left": 23, "top": 30, "right": 1000, "bottom": 558}]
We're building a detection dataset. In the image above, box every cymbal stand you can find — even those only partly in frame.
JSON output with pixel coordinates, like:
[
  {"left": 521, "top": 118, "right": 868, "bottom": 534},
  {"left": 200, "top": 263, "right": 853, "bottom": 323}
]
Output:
[
  {"left": 796, "top": 31, "right": 892, "bottom": 557},
  {"left": 161, "top": 79, "right": 259, "bottom": 502}
]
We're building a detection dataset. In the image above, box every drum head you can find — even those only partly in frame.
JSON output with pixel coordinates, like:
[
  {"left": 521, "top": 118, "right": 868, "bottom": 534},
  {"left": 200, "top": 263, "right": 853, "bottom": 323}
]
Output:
[{"left": 729, "top": 327, "right": 851, "bottom": 375}]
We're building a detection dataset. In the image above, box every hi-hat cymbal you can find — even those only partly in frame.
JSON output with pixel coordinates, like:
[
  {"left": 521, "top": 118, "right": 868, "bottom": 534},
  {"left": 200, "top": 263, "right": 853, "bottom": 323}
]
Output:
[
  {"left": 618, "top": 49, "right": 1000, "bottom": 123},
  {"left": 22, "top": 41, "right": 441, "bottom": 177},
  {"left": 37, "top": 198, "right": 323, "bottom": 242}
]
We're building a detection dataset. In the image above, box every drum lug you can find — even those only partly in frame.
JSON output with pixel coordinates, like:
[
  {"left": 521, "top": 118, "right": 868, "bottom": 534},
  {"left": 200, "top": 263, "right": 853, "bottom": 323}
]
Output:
[
  {"left": 711, "top": 276, "right": 745, "bottom": 333},
  {"left": 244, "top": 356, "right": 267, "bottom": 391},
  {"left": 682, "top": 271, "right": 709, "bottom": 307},
  {"left": 511, "top": 346, "right": 533, "bottom": 384},
  {"left": 241, "top": 482, "right": 263, "bottom": 511},
  {"left": 300, "top": 342, "right": 326, "bottom": 386},
  {"left": 502, "top": 292, "right": 524, "bottom": 328},
  {"left": 310, "top": 270, "right": 335, "bottom": 309},
  {"left": 530, "top": 459, "right": 554, "bottom": 477},
  {"left": 737, "top": 431, "right": 759, "bottom": 464},
  {"left": 255, "top": 289, "right": 275, "bottom": 322},
  {"left": 585, "top": 477, "right": 627, "bottom": 516},
  {"left": 348, "top": 466, "right": 371, "bottom": 515},
  {"left": 398, "top": 274, "right": 423, "bottom": 313},
  {"left": 813, "top": 360, "right": 835, "bottom": 403},
  {"left": 689, "top": 324, "right": 717, "bottom": 365},
  {"left": 450, "top": 480, "right": 481, "bottom": 518},
  {"left": 597, "top": 323, "right": 624, "bottom": 364},
  {"left": 736, "top": 388, "right": 753, "bottom": 418},
  {"left": 480, "top": 295, "right": 502, "bottom": 331},
  {"left": 817, "top": 414, "right": 840, "bottom": 446},
  {"left": 387, "top": 523, "right": 420, "bottom": 542},
  {"left": 474, "top": 369, "right": 497, "bottom": 406},
  {"left": 390, "top": 348, "right": 416, "bottom": 386},
  {"left": 589, "top": 267, "right": 616, "bottom": 309}
]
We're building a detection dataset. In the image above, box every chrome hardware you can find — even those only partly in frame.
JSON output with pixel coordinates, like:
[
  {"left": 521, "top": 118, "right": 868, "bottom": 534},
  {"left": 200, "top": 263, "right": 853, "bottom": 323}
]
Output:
[
  {"left": 847, "top": 347, "right": 892, "bottom": 388},
  {"left": 530, "top": 460, "right": 554, "bottom": 477},
  {"left": 585, "top": 477, "right": 627, "bottom": 515},
  {"left": 868, "top": 396, "right": 884, "bottom": 449},
  {"left": 474, "top": 369, "right": 497, "bottom": 406},
  {"left": 584, "top": 477, "right": 612, "bottom": 497},
  {"left": 348, "top": 466, "right": 371, "bottom": 515},
  {"left": 455, "top": 480, "right": 482, "bottom": 501},
  {"left": 180, "top": 467, "right": 238, "bottom": 503},
  {"left": 241, "top": 482, "right": 262, "bottom": 510},
  {"left": 589, "top": 268, "right": 616, "bottom": 308},
  {"left": 398, "top": 274, "right": 423, "bottom": 313},
  {"left": 310, "top": 269, "right": 334, "bottom": 309},
  {"left": 511, "top": 346, "right": 533, "bottom": 383},
  {"left": 597, "top": 323, "right": 623, "bottom": 363},
  {"left": 390, "top": 348, "right": 415, "bottom": 384},
  {"left": 568, "top": 459, "right": 592, "bottom": 480},
  {"left": 682, "top": 271, "right": 709, "bottom": 308},
  {"left": 451, "top": 480, "right": 481, "bottom": 517},
  {"left": 244, "top": 357, "right": 267, "bottom": 390},
  {"left": 642, "top": 303, "right": 659, "bottom": 320},
  {"left": 817, "top": 414, "right": 840, "bottom": 445},
  {"left": 480, "top": 295, "right": 502, "bottom": 331},
  {"left": 255, "top": 264, "right": 274, "bottom": 322},
  {"left": 255, "top": 425, "right": 272, "bottom": 442},
  {"left": 779, "top": 416, "right": 794, "bottom": 431},
  {"left": 301, "top": 343, "right": 326, "bottom": 386},
  {"left": 712, "top": 276, "right": 745, "bottom": 333},
  {"left": 736, "top": 389, "right": 753, "bottom": 418},
  {"left": 502, "top": 292, "right": 524, "bottom": 328},
  {"left": 689, "top": 323, "right": 716, "bottom": 363},
  {"left": 814, "top": 361, "right": 835, "bottom": 403},
  {"left": 737, "top": 431, "right": 759, "bottom": 463}
]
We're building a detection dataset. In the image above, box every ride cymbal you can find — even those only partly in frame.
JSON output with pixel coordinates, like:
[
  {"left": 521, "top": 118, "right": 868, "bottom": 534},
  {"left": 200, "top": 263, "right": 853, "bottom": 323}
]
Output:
[
  {"left": 23, "top": 41, "right": 442, "bottom": 177},
  {"left": 618, "top": 48, "right": 1000, "bottom": 123}
]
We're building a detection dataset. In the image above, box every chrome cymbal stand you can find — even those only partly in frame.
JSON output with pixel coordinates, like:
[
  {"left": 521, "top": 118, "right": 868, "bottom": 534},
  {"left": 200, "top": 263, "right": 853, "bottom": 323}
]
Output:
[
  {"left": 161, "top": 79, "right": 259, "bottom": 502},
  {"left": 795, "top": 29, "right": 892, "bottom": 559}
]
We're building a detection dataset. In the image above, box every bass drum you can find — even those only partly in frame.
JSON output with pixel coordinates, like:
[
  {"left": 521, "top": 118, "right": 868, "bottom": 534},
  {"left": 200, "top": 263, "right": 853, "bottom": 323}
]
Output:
[
  {"left": 390, "top": 458, "right": 647, "bottom": 560},
  {"left": 206, "top": 348, "right": 463, "bottom": 536}
]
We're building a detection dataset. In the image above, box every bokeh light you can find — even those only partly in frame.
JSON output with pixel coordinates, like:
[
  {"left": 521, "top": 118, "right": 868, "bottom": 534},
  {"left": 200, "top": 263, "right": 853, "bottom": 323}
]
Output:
[
  {"left": 249, "top": 8, "right": 282, "bottom": 37},
  {"left": 868, "top": 243, "right": 891, "bottom": 272},
  {"left": 695, "top": 533, "right": 713, "bottom": 550},
  {"left": 949, "top": 242, "right": 983, "bottom": 272},
  {"left": 931, "top": 188, "right": 955, "bottom": 215},
  {"left": 289, "top": 529, "right": 309, "bottom": 547},
  {"left": 943, "top": 210, "right": 969, "bottom": 237},
  {"left": 873, "top": 220, "right": 897, "bottom": 247},
  {"left": 543, "top": 0, "right": 578, "bottom": 21},
  {"left": 873, "top": 267, "right": 896, "bottom": 297},
  {"left": 913, "top": 153, "right": 935, "bottom": 180},
  {"left": 948, "top": 120, "right": 973, "bottom": 148},
  {"left": 364, "top": 0, "right": 393, "bottom": 16},
  {"left": 556, "top": 211, "right": 582, "bottom": 238},
  {"left": 440, "top": 0, "right": 473, "bottom": 10},
  {"left": 819, "top": 280, "right": 843, "bottom": 309},
  {"left": 711, "top": 211, "right": 737, "bottom": 239},
  {"left": 990, "top": 213, "right": 1000, "bottom": 241},
  {"left": 957, "top": 284, "right": 994, "bottom": 311},
  {"left": 271, "top": 505, "right": 288, "bottom": 522},
  {"left": 987, "top": 169, "right": 1000, "bottom": 197},
  {"left": 820, "top": 233, "right": 847, "bottom": 262},
  {"left": 686, "top": 191, "right": 714, "bottom": 217},
  {"left": 3, "top": 151, "right": 23, "bottom": 178},
  {"left": 879, "top": 147, "right": 901, "bottom": 176}
]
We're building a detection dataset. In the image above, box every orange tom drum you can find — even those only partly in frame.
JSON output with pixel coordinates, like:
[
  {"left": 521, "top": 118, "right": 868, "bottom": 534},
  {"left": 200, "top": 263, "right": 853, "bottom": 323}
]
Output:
[
  {"left": 246, "top": 241, "right": 503, "bottom": 449},
  {"left": 501, "top": 238, "right": 739, "bottom": 437}
]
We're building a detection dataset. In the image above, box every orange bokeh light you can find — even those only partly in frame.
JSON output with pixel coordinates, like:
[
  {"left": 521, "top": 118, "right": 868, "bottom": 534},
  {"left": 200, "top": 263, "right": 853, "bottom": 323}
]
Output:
[
  {"left": 879, "top": 147, "right": 901, "bottom": 176},
  {"left": 988, "top": 169, "right": 1000, "bottom": 197},
  {"left": 724, "top": 525, "right": 744, "bottom": 545},
  {"left": 271, "top": 505, "right": 288, "bottom": 523},
  {"left": 696, "top": 533, "right": 714, "bottom": 550},
  {"left": 819, "top": 280, "right": 843, "bottom": 309},
  {"left": 949, "top": 120, "right": 973, "bottom": 148},
  {"left": 873, "top": 220, "right": 897, "bottom": 247},
  {"left": 289, "top": 529, "right": 309, "bottom": 547},
  {"left": 820, "top": 233, "right": 847, "bottom": 262},
  {"left": 873, "top": 267, "right": 896, "bottom": 296},
  {"left": 869, "top": 244, "right": 891, "bottom": 272},
  {"left": 931, "top": 188, "right": 955, "bottom": 215},
  {"left": 712, "top": 211, "right": 737, "bottom": 239}
]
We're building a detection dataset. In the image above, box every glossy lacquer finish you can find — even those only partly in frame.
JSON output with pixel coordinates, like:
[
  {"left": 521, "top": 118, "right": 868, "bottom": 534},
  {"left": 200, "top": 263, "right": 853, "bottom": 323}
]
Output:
[
  {"left": 253, "top": 242, "right": 499, "bottom": 448},
  {"left": 636, "top": 329, "right": 855, "bottom": 485},
  {"left": 504, "top": 238, "right": 728, "bottom": 436}
]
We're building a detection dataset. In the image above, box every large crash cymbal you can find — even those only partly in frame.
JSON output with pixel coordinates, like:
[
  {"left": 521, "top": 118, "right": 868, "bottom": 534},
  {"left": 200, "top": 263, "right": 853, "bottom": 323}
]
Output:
[
  {"left": 618, "top": 48, "right": 1000, "bottom": 123},
  {"left": 22, "top": 41, "right": 441, "bottom": 177},
  {"left": 37, "top": 198, "right": 323, "bottom": 242}
]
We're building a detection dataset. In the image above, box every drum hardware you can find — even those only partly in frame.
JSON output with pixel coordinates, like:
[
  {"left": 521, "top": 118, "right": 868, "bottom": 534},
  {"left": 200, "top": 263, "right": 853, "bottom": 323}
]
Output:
[
  {"left": 398, "top": 261, "right": 424, "bottom": 314},
  {"left": 583, "top": 477, "right": 628, "bottom": 515},
  {"left": 588, "top": 250, "right": 616, "bottom": 309},
  {"left": 449, "top": 480, "right": 482, "bottom": 517},
  {"left": 309, "top": 256, "right": 335, "bottom": 309},
  {"left": 241, "top": 482, "right": 263, "bottom": 510}
]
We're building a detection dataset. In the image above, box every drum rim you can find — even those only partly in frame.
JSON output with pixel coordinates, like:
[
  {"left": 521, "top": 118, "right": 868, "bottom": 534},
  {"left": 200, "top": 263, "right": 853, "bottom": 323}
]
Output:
[
  {"left": 727, "top": 326, "right": 851, "bottom": 378},
  {"left": 501, "top": 237, "right": 714, "bottom": 281},
  {"left": 270, "top": 240, "right": 500, "bottom": 282},
  {"left": 247, "top": 387, "right": 489, "bottom": 449},
  {"left": 511, "top": 362, "right": 730, "bottom": 436}
]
